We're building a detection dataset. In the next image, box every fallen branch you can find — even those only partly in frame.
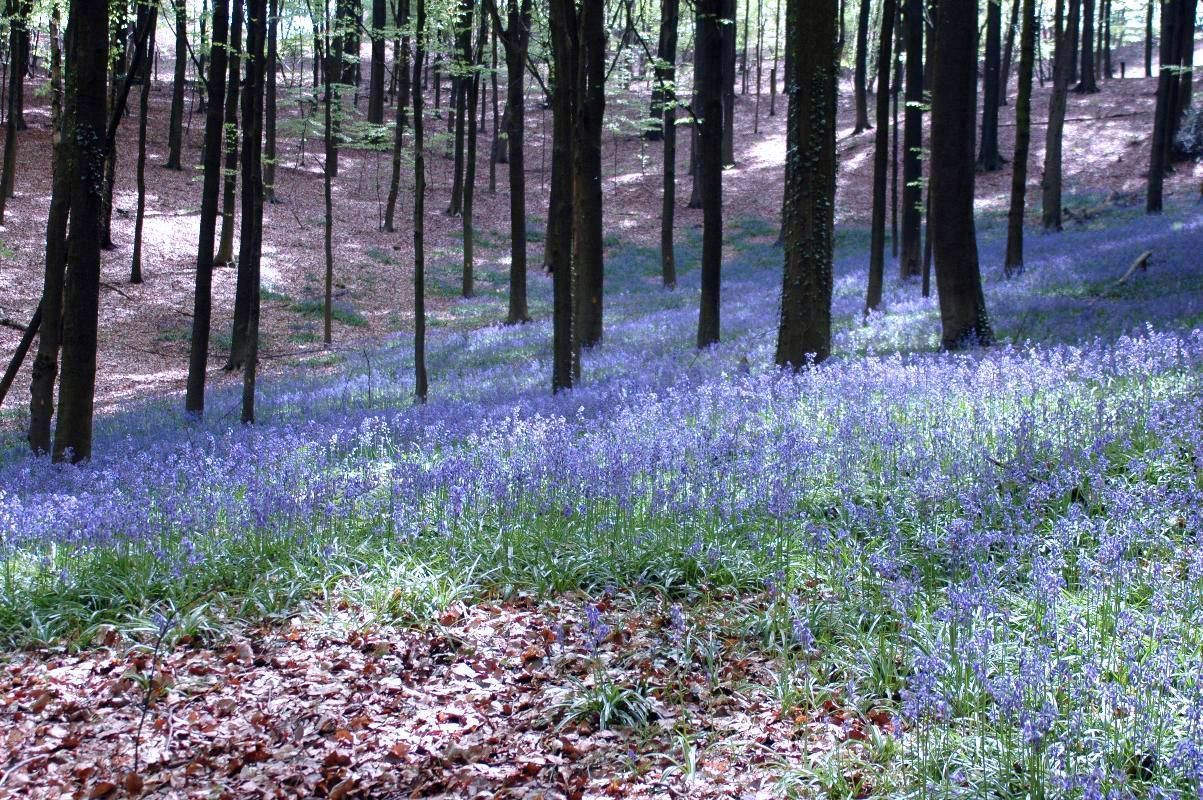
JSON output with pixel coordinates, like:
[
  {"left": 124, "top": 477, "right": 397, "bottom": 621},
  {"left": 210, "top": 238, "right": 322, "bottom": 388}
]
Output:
[
  {"left": 0, "top": 307, "right": 41, "bottom": 409},
  {"left": 1106, "top": 250, "right": 1153, "bottom": 291},
  {"left": 0, "top": 318, "right": 27, "bottom": 333}
]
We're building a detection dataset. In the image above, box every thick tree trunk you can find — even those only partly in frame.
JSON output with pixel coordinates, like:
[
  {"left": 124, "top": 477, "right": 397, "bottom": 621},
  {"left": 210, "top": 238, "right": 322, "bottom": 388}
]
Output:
[
  {"left": 696, "top": 0, "right": 724, "bottom": 348},
  {"left": 1005, "top": 0, "right": 1036, "bottom": 274},
  {"left": 185, "top": 0, "right": 230, "bottom": 417},
  {"left": 1075, "top": 0, "right": 1098, "bottom": 91},
  {"left": 1041, "top": 0, "right": 1077, "bottom": 230},
  {"left": 978, "top": 0, "right": 1004, "bottom": 168},
  {"left": 131, "top": 3, "right": 157, "bottom": 284},
  {"left": 1147, "top": 0, "right": 1195, "bottom": 212},
  {"left": 866, "top": 0, "right": 896, "bottom": 314},
  {"left": 930, "top": 0, "right": 992, "bottom": 349},
  {"left": 383, "top": 0, "right": 410, "bottom": 232},
  {"left": 899, "top": 0, "right": 923, "bottom": 279},
  {"left": 368, "top": 0, "right": 387, "bottom": 122},
  {"left": 166, "top": 0, "right": 187, "bottom": 169},
  {"left": 853, "top": 0, "right": 872, "bottom": 132},
  {"left": 776, "top": 0, "right": 836, "bottom": 368},
  {"left": 54, "top": 0, "right": 109, "bottom": 462},
  {"left": 413, "top": 0, "right": 428, "bottom": 401},
  {"left": 573, "top": 0, "right": 605, "bottom": 349}
]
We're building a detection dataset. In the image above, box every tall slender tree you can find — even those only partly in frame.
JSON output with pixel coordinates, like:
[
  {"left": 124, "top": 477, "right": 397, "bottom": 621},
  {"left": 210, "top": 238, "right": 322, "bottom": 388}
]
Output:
[
  {"left": 721, "top": 0, "right": 737, "bottom": 166},
  {"left": 215, "top": 0, "right": 244, "bottom": 268},
  {"left": 930, "top": 0, "right": 992, "bottom": 348},
  {"left": 776, "top": 0, "right": 837, "bottom": 368},
  {"left": 368, "top": 0, "right": 387, "bottom": 122},
  {"left": 130, "top": 0, "right": 157, "bottom": 285},
  {"left": 1075, "top": 0, "right": 1099, "bottom": 91},
  {"left": 1041, "top": 0, "right": 1077, "bottom": 230},
  {"left": 185, "top": 0, "right": 230, "bottom": 417},
  {"left": 165, "top": 0, "right": 187, "bottom": 169},
  {"left": 383, "top": 0, "right": 411, "bottom": 232},
  {"left": 978, "top": 0, "right": 1004, "bottom": 169},
  {"left": 462, "top": 3, "right": 484, "bottom": 297},
  {"left": 1001, "top": 0, "right": 1020, "bottom": 103},
  {"left": 448, "top": 0, "right": 472, "bottom": 216},
  {"left": 490, "top": 0, "right": 534, "bottom": 324},
  {"left": 53, "top": 0, "right": 110, "bottom": 462},
  {"left": 852, "top": 0, "right": 872, "bottom": 132},
  {"left": 413, "top": 0, "right": 428, "bottom": 401},
  {"left": 1004, "top": 0, "right": 1036, "bottom": 274},
  {"left": 264, "top": 0, "right": 279, "bottom": 202},
  {"left": 866, "top": 0, "right": 896, "bottom": 313},
  {"left": 573, "top": 0, "right": 606, "bottom": 349},
  {"left": 696, "top": 0, "right": 724, "bottom": 348},
  {"left": 239, "top": 0, "right": 268, "bottom": 425},
  {"left": 899, "top": 0, "right": 923, "bottom": 279},
  {"left": 658, "top": 0, "right": 681, "bottom": 289}
]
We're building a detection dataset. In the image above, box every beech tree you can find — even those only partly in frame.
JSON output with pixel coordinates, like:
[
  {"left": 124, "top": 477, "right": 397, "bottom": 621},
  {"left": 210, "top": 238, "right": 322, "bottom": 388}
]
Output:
[
  {"left": 978, "top": 0, "right": 1003, "bottom": 169},
  {"left": 852, "top": 0, "right": 872, "bottom": 133},
  {"left": 898, "top": 0, "right": 922, "bottom": 279},
  {"left": 929, "top": 0, "right": 992, "bottom": 348},
  {"left": 1042, "top": 0, "right": 1078, "bottom": 231},
  {"left": 866, "top": 0, "right": 895, "bottom": 314},
  {"left": 696, "top": 0, "right": 724, "bottom": 348},
  {"left": 130, "top": 0, "right": 157, "bottom": 285},
  {"left": 1004, "top": 0, "right": 1036, "bottom": 275},
  {"left": 383, "top": 0, "right": 411, "bottom": 232},
  {"left": 1075, "top": 0, "right": 1099, "bottom": 92},
  {"left": 165, "top": 0, "right": 187, "bottom": 170},
  {"left": 573, "top": 0, "right": 606, "bottom": 349},
  {"left": 185, "top": 0, "right": 231, "bottom": 417},
  {"left": 776, "top": 0, "right": 836, "bottom": 368},
  {"left": 239, "top": 0, "right": 268, "bottom": 425},
  {"left": 413, "top": 0, "right": 428, "bottom": 401}
]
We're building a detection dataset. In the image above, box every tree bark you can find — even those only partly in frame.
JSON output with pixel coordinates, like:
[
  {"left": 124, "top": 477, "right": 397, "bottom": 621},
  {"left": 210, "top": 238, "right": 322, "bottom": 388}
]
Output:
[
  {"left": 54, "top": 0, "right": 109, "bottom": 462},
  {"left": 573, "top": 0, "right": 606, "bottom": 349},
  {"left": 776, "top": 0, "right": 836, "bottom": 368},
  {"left": 899, "top": 0, "right": 923, "bottom": 279},
  {"left": 696, "top": 0, "right": 724, "bottom": 348},
  {"left": 264, "top": 0, "right": 279, "bottom": 202},
  {"left": 496, "top": 0, "right": 532, "bottom": 324},
  {"left": 368, "top": 0, "right": 387, "bottom": 122},
  {"left": 215, "top": 0, "right": 243, "bottom": 267},
  {"left": 239, "top": 0, "right": 267, "bottom": 425},
  {"left": 866, "top": 0, "right": 895, "bottom": 313},
  {"left": 978, "top": 0, "right": 1004, "bottom": 168},
  {"left": 549, "top": 0, "right": 576, "bottom": 391},
  {"left": 659, "top": 0, "right": 680, "bottom": 289},
  {"left": 1001, "top": 0, "right": 1020, "bottom": 104},
  {"left": 1005, "top": 0, "right": 1036, "bottom": 274},
  {"left": 448, "top": 0, "right": 473, "bottom": 216},
  {"left": 463, "top": 1, "right": 484, "bottom": 297},
  {"left": 1041, "top": 0, "right": 1077, "bottom": 230},
  {"left": 721, "top": 0, "right": 737, "bottom": 166},
  {"left": 413, "top": 0, "right": 428, "bottom": 401},
  {"left": 930, "top": 0, "right": 992, "bottom": 349},
  {"left": 131, "top": 2, "right": 157, "bottom": 284},
  {"left": 853, "top": 0, "right": 872, "bottom": 132},
  {"left": 165, "top": 0, "right": 187, "bottom": 169},
  {"left": 383, "top": 0, "right": 410, "bottom": 232},
  {"left": 185, "top": 0, "right": 230, "bottom": 417},
  {"left": 1075, "top": 0, "right": 1098, "bottom": 91}
]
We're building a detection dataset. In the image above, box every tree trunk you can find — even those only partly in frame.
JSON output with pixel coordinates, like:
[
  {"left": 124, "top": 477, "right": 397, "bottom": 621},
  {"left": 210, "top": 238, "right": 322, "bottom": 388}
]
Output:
[
  {"left": 448, "top": 0, "right": 472, "bottom": 216},
  {"left": 185, "top": 0, "right": 230, "bottom": 417},
  {"left": 239, "top": 0, "right": 267, "bottom": 425},
  {"left": 696, "top": 0, "right": 724, "bottom": 348},
  {"left": 1145, "top": 0, "right": 1153, "bottom": 78},
  {"left": 463, "top": 1, "right": 483, "bottom": 297},
  {"left": 1001, "top": 0, "right": 1020, "bottom": 104},
  {"left": 413, "top": 0, "right": 428, "bottom": 401},
  {"left": 1102, "top": 0, "right": 1111, "bottom": 79},
  {"left": 54, "top": 0, "right": 109, "bottom": 462},
  {"left": 166, "top": 0, "right": 187, "bottom": 169},
  {"left": 0, "top": 0, "right": 27, "bottom": 222},
  {"left": 899, "top": 0, "right": 923, "bottom": 279},
  {"left": 1004, "top": 0, "right": 1036, "bottom": 274},
  {"left": 573, "top": 0, "right": 605, "bottom": 349},
  {"left": 324, "top": 18, "right": 336, "bottom": 345},
  {"left": 930, "top": 0, "right": 992, "bottom": 349},
  {"left": 776, "top": 0, "right": 836, "bottom": 368},
  {"left": 978, "top": 0, "right": 1003, "bottom": 169},
  {"left": 1147, "top": 0, "right": 1195, "bottom": 212},
  {"left": 500, "top": 0, "right": 532, "bottom": 325},
  {"left": 721, "top": 0, "right": 737, "bottom": 166},
  {"left": 215, "top": 0, "right": 243, "bottom": 267},
  {"left": 866, "top": 0, "right": 896, "bottom": 313},
  {"left": 264, "top": 0, "right": 279, "bottom": 202},
  {"left": 1041, "top": 0, "right": 1076, "bottom": 230},
  {"left": 660, "top": 0, "right": 680, "bottom": 289},
  {"left": 853, "top": 0, "right": 872, "bottom": 132},
  {"left": 1075, "top": 0, "right": 1098, "bottom": 91},
  {"left": 368, "top": 0, "right": 387, "bottom": 122},
  {"left": 131, "top": 2, "right": 157, "bottom": 284},
  {"left": 383, "top": 0, "right": 410, "bottom": 231},
  {"left": 549, "top": 0, "right": 576, "bottom": 391}
]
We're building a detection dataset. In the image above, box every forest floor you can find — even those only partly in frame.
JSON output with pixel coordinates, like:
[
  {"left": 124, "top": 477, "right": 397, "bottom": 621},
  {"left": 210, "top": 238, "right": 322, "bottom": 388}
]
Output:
[{"left": 1, "top": 45, "right": 1200, "bottom": 424}]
